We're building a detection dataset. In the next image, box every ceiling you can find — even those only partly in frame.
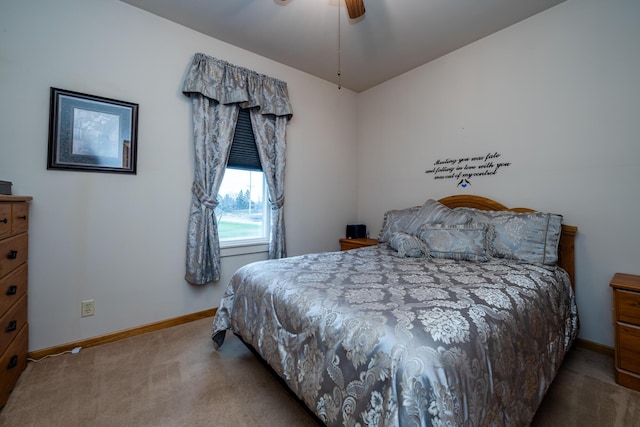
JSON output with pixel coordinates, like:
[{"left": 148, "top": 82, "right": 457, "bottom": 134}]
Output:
[{"left": 120, "top": 0, "right": 566, "bottom": 93}]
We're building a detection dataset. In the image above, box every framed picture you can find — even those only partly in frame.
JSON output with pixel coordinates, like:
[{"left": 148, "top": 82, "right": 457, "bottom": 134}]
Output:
[{"left": 47, "top": 87, "right": 138, "bottom": 174}]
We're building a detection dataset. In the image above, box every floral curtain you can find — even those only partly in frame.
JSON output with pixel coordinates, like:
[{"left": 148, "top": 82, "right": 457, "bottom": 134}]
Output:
[
  {"left": 249, "top": 109, "right": 287, "bottom": 259},
  {"left": 182, "top": 53, "right": 293, "bottom": 285}
]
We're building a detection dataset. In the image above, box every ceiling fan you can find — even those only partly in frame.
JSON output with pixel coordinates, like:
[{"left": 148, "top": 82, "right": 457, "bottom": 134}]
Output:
[
  {"left": 344, "top": 0, "right": 365, "bottom": 19},
  {"left": 279, "top": 0, "right": 365, "bottom": 20},
  {"left": 276, "top": 0, "right": 364, "bottom": 88}
]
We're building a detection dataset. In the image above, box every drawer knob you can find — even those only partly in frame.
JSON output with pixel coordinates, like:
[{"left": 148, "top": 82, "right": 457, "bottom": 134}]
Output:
[
  {"left": 0, "top": 218, "right": 7, "bottom": 224},
  {"left": 6, "top": 355, "right": 18, "bottom": 370},
  {"left": 17, "top": 215, "right": 27, "bottom": 220},
  {"left": 7, "top": 250, "right": 18, "bottom": 260},
  {"left": 6, "top": 285, "right": 17, "bottom": 296},
  {"left": 5, "top": 320, "right": 16, "bottom": 332}
]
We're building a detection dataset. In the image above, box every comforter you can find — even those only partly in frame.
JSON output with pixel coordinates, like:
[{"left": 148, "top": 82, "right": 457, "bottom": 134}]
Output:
[{"left": 212, "top": 245, "right": 579, "bottom": 427}]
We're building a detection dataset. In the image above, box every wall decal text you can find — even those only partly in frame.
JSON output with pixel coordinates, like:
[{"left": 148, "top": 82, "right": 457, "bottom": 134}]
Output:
[{"left": 425, "top": 152, "right": 511, "bottom": 187}]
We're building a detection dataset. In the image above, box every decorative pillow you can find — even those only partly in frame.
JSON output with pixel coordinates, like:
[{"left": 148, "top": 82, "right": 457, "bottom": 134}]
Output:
[
  {"left": 455, "top": 208, "right": 563, "bottom": 266},
  {"left": 388, "top": 232, "right": 429, "bottom": 258},
  {"left": 378, "top": 206, "right": 421, "bottom": 243},
  {"left": 405, "top": 199, "right": 470, "bottom": 236},
  {"left": 417, "top": 224, "right": 489, "bottom": 262}
]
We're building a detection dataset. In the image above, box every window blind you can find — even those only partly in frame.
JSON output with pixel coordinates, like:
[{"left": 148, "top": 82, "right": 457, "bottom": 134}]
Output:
[{"left": 228, "top": 108, "right": 262, "bottom": 171}]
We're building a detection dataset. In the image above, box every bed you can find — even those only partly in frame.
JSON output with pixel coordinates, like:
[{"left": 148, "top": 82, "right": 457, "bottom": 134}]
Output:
[{"left": 211, "top": 195, "right": 579, "bottom": 426}]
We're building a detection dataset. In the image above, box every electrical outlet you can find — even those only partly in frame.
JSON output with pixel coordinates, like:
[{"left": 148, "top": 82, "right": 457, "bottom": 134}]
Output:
[{"left": 81, "top": 299, "right": 95, "bottom": 317}]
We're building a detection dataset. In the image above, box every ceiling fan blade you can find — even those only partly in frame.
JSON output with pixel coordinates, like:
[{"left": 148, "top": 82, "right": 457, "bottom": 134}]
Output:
[{"left": 344, "top": 0, "right": 365, "bottom": 19}]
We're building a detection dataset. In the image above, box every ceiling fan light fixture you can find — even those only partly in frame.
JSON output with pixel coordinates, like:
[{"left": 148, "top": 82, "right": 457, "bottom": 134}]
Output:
[{"left": 344, "top": 0, "right": 365, "bottom": 19}]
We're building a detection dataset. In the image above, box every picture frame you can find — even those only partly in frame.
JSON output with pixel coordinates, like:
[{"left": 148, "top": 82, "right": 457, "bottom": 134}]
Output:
[{"left": 47, "top": 87, "right": 138, "bottom": 174}]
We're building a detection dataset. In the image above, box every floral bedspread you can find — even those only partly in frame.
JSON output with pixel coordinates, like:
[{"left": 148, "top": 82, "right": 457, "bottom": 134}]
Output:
[{"left": 212, "top": 245, "right": 579, "bottom": 427}]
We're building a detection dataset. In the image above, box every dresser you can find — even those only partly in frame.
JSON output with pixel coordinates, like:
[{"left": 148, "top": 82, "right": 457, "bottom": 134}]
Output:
[
  {"left": 610, "top": 272, "right": 640, "bottom": 392},
  {"left": 339, "top": 238, "right": 378, "bottom": 251},
  {"left": 0, "top": 195, "right": 31, "bottom": 407}
]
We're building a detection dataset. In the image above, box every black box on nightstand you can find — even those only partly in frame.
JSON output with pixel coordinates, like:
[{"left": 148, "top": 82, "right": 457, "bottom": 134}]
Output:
[
  {"left": 346, "top": 224, "right": 367, "bottom": 239},
  {"left": 0, "top": 181, "right": 12, "bottom": 195}
]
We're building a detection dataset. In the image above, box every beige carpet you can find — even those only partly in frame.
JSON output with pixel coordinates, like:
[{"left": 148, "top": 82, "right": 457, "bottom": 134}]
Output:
[{"left": 1, "top": 317, "right": 639, "bottom": 427}]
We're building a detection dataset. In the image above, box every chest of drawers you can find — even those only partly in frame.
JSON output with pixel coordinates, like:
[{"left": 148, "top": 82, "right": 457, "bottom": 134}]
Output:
[
  {"left": 0, "top": 195, "right": 31, "bottom": 408},
  {"left": 610, "top": 272, "right": 640, "bottom": 392}
]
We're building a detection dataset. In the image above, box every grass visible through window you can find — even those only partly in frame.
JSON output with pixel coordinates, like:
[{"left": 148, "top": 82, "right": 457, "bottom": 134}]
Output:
[{"left": 218, "top": 218, "right": 263, "bottom": 240}]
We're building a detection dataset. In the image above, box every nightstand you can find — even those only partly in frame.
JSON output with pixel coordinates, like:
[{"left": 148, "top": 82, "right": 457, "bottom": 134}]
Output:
[
  {"left": 339, "top": 238, "right": 378, "bottom": 251},
  {"left": 610, "top": 273, "right": 640, "bottom": 392}
]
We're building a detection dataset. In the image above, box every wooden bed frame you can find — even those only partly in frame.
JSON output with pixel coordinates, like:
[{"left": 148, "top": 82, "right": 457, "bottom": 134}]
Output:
[{"left": 438, "top": 194, "right": 577, "bottom": 289}]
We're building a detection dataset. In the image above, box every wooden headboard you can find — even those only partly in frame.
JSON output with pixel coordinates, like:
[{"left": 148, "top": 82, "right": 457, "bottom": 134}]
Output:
[{"left": 438, "top": 195, "right": 577, "bottom": 289}]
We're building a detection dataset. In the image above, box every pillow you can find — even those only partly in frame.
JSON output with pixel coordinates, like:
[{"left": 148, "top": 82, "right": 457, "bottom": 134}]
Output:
[
  {"left": 388, "top": 232, "right": 429, "bottom": 258},
  {"left": 378, "top": 206, "right": 421, "bottom": 243},
  {"left": 455, "top": 208, "right": 562, "bottom": 266},
  {"left": 404, "top": 199, "right": 470, "bottom": 235},
  {"left": 417, "top": 224, "right": 490, "bottom": 262}
]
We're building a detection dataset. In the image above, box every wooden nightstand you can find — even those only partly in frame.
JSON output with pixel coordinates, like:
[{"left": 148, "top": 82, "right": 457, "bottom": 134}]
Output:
[
  {"left": 610, "top": 273, "right": 640, "bottom": 392},
  {"left": 339, "top": 238, "right": 378, "bottom": 251}
]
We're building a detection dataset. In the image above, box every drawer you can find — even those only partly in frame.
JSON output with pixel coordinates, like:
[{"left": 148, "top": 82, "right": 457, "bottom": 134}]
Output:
[
  {"left": 0, "top": 294, "right": 27, "bottom": 356},
  {"left": 0, "top": 205, "right": 10, "bottom": 240},
  {"left": 0, "top": 234, "right": 28, "bottom": 278},
  {"left": 616, "top": 289, "right": 640, "bottom": 325},
  {"left": 618, "top": 322, "right": 640, "bottom": 374},
  {"left": 340, "top": 238, "right": 378, "bottom": 251},
  {"left": 0, "top": 323, "right": 28, "bottom": 408},
  {"left": 341, "top": 241, "right": 363, "bottom": 251},
  {"left": 11, "top": 203, "right": 29, "bottom": 236},
  {"left": 0, "top": 264, "right": 27, "bottom": 318}
]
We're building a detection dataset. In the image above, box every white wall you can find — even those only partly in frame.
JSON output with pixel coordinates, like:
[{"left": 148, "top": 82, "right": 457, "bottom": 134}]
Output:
[
  {"left": 2, "top": 0, "right": 635, "bottom": 352},
  {"left": 357, "top": 0, "right": 640, "bottom": 347},
  {"left": 0, "top": 0, "right": 359, "bottom": 351}
]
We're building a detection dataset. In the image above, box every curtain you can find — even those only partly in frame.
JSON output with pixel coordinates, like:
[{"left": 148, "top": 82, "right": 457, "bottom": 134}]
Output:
[
  {"left": 249, "top": 109, "right": 287, "bottom": 259},
  {"left": 182, "top": 53, "right": 293, "bottom": 285}
]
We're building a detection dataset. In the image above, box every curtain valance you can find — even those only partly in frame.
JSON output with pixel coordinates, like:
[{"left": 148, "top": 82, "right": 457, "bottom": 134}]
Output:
[{"left": 182, "top": 53, "right": 293, "bottom": 119}]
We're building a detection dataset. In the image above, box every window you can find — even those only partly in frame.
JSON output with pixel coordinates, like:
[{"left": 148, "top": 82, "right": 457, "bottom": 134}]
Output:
[
  {"left": 216, "top": 169, "right": 269, "bottom": 245},
  {"left": 215, "top": 109, "right": 270, "bottom": 247}
]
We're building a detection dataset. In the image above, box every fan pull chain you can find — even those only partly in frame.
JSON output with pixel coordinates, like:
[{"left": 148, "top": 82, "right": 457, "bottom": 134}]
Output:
[{"left": 338, "top": 1, "right": 342, "bottom": 89}]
